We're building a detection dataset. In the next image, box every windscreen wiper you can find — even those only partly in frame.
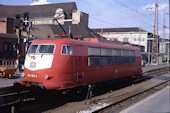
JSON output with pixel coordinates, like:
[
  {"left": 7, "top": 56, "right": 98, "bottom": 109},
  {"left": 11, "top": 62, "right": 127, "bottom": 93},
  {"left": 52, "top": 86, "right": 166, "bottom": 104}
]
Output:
[{"left": 41, "top": 46, "right": 49, "bottom": 58}]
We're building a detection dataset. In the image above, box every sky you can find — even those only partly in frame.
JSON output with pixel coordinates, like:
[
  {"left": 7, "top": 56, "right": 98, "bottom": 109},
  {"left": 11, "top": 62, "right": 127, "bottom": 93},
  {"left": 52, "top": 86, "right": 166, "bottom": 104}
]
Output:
[{"left": 0, "top": 0, "right": 169, "bottom": 38}]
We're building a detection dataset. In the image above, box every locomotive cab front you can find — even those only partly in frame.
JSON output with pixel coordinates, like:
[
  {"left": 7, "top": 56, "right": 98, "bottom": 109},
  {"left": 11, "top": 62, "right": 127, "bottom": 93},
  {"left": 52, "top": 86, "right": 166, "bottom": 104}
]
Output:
[
  {"left": 19, "top": 42, "right": 57, "bottom": 89},
  {"left": 19, "top": 39, "right": 75, "bottom": 90}
]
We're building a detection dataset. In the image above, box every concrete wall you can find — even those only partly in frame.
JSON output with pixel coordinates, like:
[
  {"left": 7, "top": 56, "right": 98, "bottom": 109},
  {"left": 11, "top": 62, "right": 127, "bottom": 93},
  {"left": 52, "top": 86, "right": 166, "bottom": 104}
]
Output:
[
  {"left": 72, "top": 10, "right": 88, "bottom": 27},
  {"left": 159, "top": 42, "right": 166, "bottom": 53},
  {"left": 31, "top": 10, "right": 89, "bottom": 27}
]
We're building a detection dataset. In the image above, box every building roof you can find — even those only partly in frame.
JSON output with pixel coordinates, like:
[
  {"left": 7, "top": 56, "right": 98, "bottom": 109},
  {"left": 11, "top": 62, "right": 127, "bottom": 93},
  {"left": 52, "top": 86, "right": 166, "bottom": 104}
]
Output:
[
  {"left": 92, "top": 27, "right": 148, "bottom": 33},
  {"left": 0, "top": 2, "right": 77, "bottom": 18},
  {"left": 0, "top": 33, "right": 17, "bottom": 39},
  {"left": 30, "top": 24, "right": 94, "bottom": 39},
  {"left": 0, "top": 33, "right": 25, "bottom": 39}
]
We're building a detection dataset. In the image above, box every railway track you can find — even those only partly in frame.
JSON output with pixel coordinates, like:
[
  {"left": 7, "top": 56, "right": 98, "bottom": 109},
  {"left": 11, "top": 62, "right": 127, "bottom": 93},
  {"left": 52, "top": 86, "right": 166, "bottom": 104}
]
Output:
[
  {"left": 76, "top": 69, "right": 169, "bottom": 113},
  {"left": 91, "top": 79, "right": 169, "bottom": 113},
  {"left": 0, "top": 66, "right": 169, "bottom": 113}
]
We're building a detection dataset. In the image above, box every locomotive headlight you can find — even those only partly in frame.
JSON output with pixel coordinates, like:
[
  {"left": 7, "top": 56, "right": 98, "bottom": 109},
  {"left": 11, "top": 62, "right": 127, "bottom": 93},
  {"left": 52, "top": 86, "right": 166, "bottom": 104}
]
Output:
[
  {"left": 44, "top": 75, "right": 49, "bottom": 79},
  {"left": 44, "top": 74, "right": 53, "bottom": 80}
]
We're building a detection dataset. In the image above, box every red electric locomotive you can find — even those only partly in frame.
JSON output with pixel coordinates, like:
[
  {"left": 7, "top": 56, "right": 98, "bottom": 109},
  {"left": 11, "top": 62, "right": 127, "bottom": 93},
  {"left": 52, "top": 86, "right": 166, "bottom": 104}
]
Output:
[{"left": 19, "top": 38, "right": 142, "bottom": 90}]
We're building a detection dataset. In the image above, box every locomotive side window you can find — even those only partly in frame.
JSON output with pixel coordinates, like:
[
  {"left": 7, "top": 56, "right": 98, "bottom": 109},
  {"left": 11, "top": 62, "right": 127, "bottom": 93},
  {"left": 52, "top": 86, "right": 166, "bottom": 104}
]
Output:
[
  {"left": 121, "top": 50, "right": 130, "bottom": 64},
  {"left": 112, "top": 49, "right": 122, "bottom": 64},
  {"left": 101, "top": 48, "right": 112, "bottom": 56},
  {"left": 88, "top": 46, "right": 136, "bottom": 66},
  {"left": 67, "top": 45, "right": 72, "bottom": 55},
  {"left": 88, "top": 57, "right": 101, "bottom": 66},
  {"left": 88, "top": 47, "right": 101, "bottom": 66},
  {"left": 129, "top": 50, "right": 135, "bottom": 56},
  {"left": 101, "top": 48, "right": 112, "bottom": 65},
  {"left": 88, "top": 47, "right": 101, "bottom": 56},
  {"left": 112, "top": 49, "right": 121, "bottom": 56},
  {"left": 129, "top": 50, "right": 136, "bottom": 63},
  {"left": 101, "top": 56, "right": 113, "bottom": 65},
  {"left": 61, "top": 45, "right": 72, "bottom": 55},
  {"left": 62, "top": 45, "right": 67, "bottom": 54},
  {"left": 28, "top": 45, "right": 38, "bottom": 53}
]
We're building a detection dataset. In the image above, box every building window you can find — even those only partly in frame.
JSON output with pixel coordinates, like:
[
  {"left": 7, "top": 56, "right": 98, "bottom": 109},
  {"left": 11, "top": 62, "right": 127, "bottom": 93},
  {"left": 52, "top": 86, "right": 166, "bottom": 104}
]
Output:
[
  {"left": 123, "top": 38, "right": 129, "bottom": 42},
  {"left": 134, "top": 38, "right": 136, "bottom": 41}
]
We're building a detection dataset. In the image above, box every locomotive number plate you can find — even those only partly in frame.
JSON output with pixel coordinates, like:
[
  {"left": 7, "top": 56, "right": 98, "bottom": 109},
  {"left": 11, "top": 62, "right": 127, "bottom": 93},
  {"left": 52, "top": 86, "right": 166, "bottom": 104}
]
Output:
[{"left": 28, "top": 74, "right": 37, "bottom": 78}]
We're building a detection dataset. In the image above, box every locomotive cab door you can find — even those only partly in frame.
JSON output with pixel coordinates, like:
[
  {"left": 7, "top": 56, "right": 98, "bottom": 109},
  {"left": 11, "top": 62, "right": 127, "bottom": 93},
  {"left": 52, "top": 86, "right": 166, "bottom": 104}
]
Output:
[
  {"left": 76, "top": 56, "right": 84, "bottom": 84},
  {"left": 74, "top": 45, "right": 85, "bottom": 85}
]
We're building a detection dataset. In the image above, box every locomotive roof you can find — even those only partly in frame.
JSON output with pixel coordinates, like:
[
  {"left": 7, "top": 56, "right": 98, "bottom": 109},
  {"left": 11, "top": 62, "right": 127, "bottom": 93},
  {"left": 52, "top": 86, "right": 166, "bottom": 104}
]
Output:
[
  {"left": 91, "top": 27, "right": 148, "bottom": 33},
  {"left": 32, "top": 38, "right": 140, "bottom": 51}
]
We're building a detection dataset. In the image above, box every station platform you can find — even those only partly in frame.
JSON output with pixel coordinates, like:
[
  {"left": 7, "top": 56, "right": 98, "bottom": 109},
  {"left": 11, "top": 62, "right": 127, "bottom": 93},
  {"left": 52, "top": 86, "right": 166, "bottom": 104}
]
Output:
[
  {"left": 120, "top": 86, "right": 170, "bottom": 113},
  {"left": 0, "top": 74, "right": 23, "bottom": 88},
  {"left": 142, "top": 63, "right": 169, "bottom": 73}
]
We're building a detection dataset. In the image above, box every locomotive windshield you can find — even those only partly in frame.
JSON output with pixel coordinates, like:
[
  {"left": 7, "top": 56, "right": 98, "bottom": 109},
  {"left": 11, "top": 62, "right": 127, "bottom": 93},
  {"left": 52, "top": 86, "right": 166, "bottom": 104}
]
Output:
[{"left": 28, "top": 44, "right": 55, "bottom": 54}]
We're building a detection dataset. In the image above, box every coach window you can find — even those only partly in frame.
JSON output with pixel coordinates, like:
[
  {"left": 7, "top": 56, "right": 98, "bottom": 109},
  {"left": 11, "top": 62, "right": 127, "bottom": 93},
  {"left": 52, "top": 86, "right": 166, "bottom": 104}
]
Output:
[{"left": 61, "top": 45, "right": 72, "bottom": 55}]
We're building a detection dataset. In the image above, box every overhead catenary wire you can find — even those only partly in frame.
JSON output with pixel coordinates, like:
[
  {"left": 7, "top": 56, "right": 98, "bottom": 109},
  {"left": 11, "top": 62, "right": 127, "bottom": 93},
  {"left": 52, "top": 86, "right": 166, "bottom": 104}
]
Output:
[
  {"left": 88, "top": 0, "right": 161, "bottom": 33},
  {"left": 89, "top": 16, "right": 123, "bottom": 28},
  {"left": 112, "top": 0, "right": 163, "bottom": 26},
  {"left": 88, "top": 5, "right": 153, "bottom": 32},
  {"left": 103, "top": 0, "right": 156, "bottom": 32},
  {"left": 112, "top": 0, "right": 164, "bottom": 32}
]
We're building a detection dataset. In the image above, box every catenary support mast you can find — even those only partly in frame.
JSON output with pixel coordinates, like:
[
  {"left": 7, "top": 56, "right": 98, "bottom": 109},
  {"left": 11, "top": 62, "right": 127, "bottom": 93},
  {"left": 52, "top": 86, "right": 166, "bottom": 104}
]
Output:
[{"left": 151, "top": 0, "right": 159, "bottom": 64}]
